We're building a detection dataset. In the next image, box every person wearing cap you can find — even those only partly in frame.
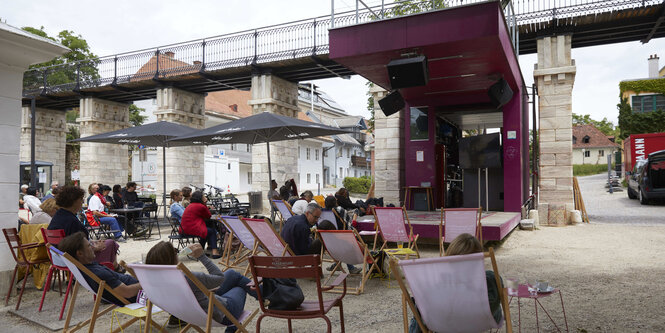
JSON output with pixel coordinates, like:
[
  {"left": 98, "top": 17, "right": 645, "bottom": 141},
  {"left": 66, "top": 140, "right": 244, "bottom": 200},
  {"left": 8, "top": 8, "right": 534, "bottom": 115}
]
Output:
[{"left": 19, "top": 184, "right": 28, "bottom": 209}]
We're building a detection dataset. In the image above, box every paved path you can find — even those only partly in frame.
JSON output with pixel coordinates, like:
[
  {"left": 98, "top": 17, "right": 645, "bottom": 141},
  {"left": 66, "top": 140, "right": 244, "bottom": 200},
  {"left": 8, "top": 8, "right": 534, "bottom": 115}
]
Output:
[{"left": 577, "top": 173, "right": 665, "bottom": 225}]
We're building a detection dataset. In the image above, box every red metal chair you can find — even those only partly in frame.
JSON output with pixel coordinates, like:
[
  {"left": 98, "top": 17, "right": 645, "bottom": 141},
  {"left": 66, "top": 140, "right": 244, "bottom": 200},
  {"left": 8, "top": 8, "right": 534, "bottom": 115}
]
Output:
[
  {"left": 248, "top": 255, "right": 348, "bottom": 333},
  {"left": 3, "top": 227, "right": 50, "bottom": 310},
  {"left": 39, "top": 228, "right": 73, "bottom": 320}
]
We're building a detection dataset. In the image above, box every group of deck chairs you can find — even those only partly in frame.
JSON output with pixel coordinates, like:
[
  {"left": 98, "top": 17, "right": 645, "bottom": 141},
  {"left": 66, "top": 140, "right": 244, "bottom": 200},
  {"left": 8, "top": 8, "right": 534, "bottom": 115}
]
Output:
[{"left": 9, "top": 202, "right": 512, "bottom": 333}]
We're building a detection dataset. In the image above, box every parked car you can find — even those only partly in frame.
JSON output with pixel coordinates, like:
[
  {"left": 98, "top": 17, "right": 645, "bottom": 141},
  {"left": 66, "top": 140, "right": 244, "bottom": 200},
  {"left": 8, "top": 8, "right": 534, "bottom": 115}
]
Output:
[{"left": 627, "top": 149, "right": 665, "bottom": 204}]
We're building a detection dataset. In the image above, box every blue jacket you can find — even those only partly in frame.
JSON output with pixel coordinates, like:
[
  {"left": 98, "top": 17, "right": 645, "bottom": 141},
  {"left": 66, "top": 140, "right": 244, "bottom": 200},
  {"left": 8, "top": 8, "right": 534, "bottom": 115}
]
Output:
[{"left": 280, "top": 214, "right": 312, "bottom": 255}]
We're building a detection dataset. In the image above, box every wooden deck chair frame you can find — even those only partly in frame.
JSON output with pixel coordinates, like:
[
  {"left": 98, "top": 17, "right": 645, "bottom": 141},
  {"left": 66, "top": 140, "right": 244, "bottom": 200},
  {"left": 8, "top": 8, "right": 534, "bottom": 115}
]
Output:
[
  {"left": 317, "top": 229, "right": 378, "bottom": 295},
  {"left": 128, "top": 262, "right": 259, "bottom": 333},
  {"left": 241, "top": 217, "right": 295, "bottom": 257},
  {"left": 218, "top": 216, "right": 257, "bottom": 276},
  {"left": 372, "top": 207, "right": 420, "bottom": 259},
  {"left": 271, "top": 199, "right": 294, "bottom": 233},
  {"left": 389, "top": 248, "right": 512, "bottom": 333},
  {"left": 439, "top": 207, "right": 483, "bottom": 256},
  {"left": 47, "top": 245, "right": 163, "bottom": 333}
]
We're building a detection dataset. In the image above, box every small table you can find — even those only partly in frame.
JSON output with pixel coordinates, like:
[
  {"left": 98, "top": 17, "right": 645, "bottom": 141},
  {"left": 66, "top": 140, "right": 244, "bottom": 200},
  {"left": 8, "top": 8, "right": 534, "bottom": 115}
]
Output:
[
  {"left": 110, "top": 208, "right": 144, "bottom": 238},
  {"left": 402, "top": 186, "right": 434, "bottom": 211},
  {"left": 509, "top": 284, "right": 569, "bottom": 333}
]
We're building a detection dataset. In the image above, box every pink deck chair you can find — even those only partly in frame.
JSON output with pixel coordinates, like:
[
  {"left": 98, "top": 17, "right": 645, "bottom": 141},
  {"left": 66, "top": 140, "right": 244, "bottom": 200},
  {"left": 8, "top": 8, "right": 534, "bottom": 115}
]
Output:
[
  {"left": 318, "top": 230, "right": 378, "bottom": 295},
  {"left": 219, "top": 216, "right": 261, "bottom": 275},
  {"left": 128, "top": 262, "right": 258, "bottom": 333},
  {"left": 372, "top": 207, "right": 420, "bottom": 259},
  {"left": 390, "top": 249, "right": 512, "bottom": 333},
  {"left": 48, "top": 245, "right": 163, "bottom": 333},
  {"left": 241, "top": 218, "right": 294, "bottom": 256},
  {"left": 440, "top": 208, "right": 483, "bottom": 256},
  {"left": 271, "top": 199, "right": 294, "bottom": 233},
  {"left": 318, "top": 210, "right": 338, "bottom": 229}
]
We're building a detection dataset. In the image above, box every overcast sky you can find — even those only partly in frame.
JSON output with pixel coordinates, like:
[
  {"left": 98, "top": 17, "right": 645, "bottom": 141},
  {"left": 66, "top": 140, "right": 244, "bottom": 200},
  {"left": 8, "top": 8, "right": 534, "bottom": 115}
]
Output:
[{"left": 4, "top": 0, "right": 665, "bottom": 127}]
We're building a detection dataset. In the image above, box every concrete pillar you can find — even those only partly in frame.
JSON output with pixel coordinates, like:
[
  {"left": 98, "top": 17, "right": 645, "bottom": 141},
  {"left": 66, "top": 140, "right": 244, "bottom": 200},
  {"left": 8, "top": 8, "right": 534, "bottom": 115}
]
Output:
[
  {"left": 370, "top": 85, "right": 404, "bottom": 206},
  {"left": 534, "top": 35, "right": 576, "bottom": 225},
  {"left": 0, "top": 24, "right": 68, "bottom": 299},
  {"left": 154, "top": 87, "right": 205, "bottom": 197},
  {"left": 248, "top": 74, "right": 300, "bottom": 212},
  {"left": 19, "top": 107, "right": 67, "bottom": 186},
  {"left": 77, "top": 97, "right": 130, "bottom": 187}
]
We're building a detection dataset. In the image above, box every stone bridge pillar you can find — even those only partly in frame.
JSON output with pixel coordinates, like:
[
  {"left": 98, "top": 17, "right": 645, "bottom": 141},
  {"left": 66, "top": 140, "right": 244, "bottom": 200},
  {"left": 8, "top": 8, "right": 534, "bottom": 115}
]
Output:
[
  {"left": 77, "top": 97, "right": 130, "bottom": 187},
  {"left": 248, "top": 74, "right": 300, "bottom": 212},
  {"left": 370, "top": 85, "right": 404, "bottom": 206},
  {"left": 19, "top": 107, "right": 66, "bottom": 187},
  {"left": 534, "top": 35, "right": 576, "bottom": 225},
  {"left": 153, "top": 87, "right": 205, "bottom": 197}
]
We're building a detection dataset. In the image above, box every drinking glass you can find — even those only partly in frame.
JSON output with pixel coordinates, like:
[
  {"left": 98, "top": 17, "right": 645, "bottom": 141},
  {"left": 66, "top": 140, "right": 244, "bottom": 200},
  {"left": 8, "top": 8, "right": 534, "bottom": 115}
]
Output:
[
  {"left": 505, "top": 276, "right": 519, "bottom": 296},
  {"left": 397, "top": 241, "right": 404, "bottom": 249},
  {"left": 528, "top": 278, "right": 538, "bottom": 296}
]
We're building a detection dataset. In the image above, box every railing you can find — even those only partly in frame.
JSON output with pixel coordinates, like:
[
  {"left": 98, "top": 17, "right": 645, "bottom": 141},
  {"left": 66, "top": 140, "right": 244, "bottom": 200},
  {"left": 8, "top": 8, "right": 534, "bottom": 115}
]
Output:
[{"left": 23, "top": 0, "right": 661, "bottom": 98}]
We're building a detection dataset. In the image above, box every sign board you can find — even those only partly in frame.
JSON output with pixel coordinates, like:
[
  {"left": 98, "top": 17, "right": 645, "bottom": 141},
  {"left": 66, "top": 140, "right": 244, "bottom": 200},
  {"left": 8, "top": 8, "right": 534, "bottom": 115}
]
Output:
[
  {"left": 38, "top": 172, "right": 47, "bottom": 183},
  {"left": 71, "top": 169, "right": 80, "bottom": 181}
]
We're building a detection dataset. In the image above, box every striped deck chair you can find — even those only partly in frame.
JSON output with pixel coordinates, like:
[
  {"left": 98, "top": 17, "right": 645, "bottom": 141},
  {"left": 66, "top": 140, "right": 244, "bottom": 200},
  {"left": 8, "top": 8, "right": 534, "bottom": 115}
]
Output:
[
  {"left": 440, "top": 207, "right": 483, "bottom": 256},
  {"left": 372, "top": 207, "right": 420, "bottom": 259},
  {"left": 318, "top": 230, "right": 378, "bottom": 295},
  {"left": 218, "top": 216, "right": 259, "bottom": 275},
  {"left": 389, "top": 248, "right": 512, "bottom": 333},
  {"left": 271, "top": 199, "right": 294, "bottom": 233},
  {"left": 241, "top": 218, "right": 294, "bottom": 256},
  {"left": 129, "top": 262, "right": 259, "bottom": 333}
]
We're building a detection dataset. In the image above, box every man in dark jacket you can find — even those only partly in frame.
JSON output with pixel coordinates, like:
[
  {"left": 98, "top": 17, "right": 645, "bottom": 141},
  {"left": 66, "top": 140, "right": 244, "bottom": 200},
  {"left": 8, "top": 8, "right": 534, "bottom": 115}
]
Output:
[{"left": 280, "top": 203, "right": 321, "bottom": 255}]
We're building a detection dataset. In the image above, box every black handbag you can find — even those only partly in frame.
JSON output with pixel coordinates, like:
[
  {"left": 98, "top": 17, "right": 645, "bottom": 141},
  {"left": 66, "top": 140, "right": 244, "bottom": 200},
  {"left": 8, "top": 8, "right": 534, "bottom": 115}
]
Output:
[{"left": 261, "top": 278, "right": 305, "bottom": 310}]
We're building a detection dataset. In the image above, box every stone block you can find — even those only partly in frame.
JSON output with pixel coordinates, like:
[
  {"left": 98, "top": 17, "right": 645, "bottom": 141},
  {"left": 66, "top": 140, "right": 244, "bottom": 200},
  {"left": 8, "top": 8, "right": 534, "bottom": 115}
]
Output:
[
  {"left": 540, "top": 153, "right": 556, "bottom": 166},
  {"left": 555, "top": 128, "right": 572, "bottom": 141},
  {"left": 555, "top": 153, "right": 572, "bottom": 166},
  {"left": 540, "top": 165, "right": 571, "bottom": 178},
  {"left": 537, "top": 203, "right": 548, "bottom": 226},
  {"left": 540, "top": 141, "right": 571, "bottom": 154},
  {"left": 540, "top": 129, "right": 556, "bottom": 142}
]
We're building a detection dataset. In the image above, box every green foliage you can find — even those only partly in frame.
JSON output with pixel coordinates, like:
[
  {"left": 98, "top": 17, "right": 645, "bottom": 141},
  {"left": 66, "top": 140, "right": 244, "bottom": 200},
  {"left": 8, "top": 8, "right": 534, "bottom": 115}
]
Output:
[
  {"left": 617, "top": 97, "right": 665, "bottom": 140},
  {"left": 65, "top": 125, "right": 79, "bottom": 142},
  {"left": 381, "top": 0, "right": 446, "bottom": 18},
  {"left": 365, "top": 81, "right": 375, "bottom": 133},
  {"left": 572, "top": 113, "right": 616, "bottom": 136},
  {"left": 22, "top": 26, "right": 99, "bottom": 90},
  {"left": 573, "top": 164, "right": 613, "bottom": 177},
  {"left": 65, "top": 109, "right": 79, "bottom": 123},
  {"left": 129, "top": 104, "right": 147, "bottom": 127},
  {"left": 342, "top": 176, "right": 373, "bottom": 194},
  {"left": 619, "top": 79, "right": 665, "bottom": 95}
]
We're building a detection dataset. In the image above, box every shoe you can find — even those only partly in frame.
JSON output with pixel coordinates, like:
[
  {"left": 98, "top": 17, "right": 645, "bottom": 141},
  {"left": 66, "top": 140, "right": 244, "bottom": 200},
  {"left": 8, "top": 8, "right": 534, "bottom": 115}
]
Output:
[
  {"left": 326, "top": 263, "right": 337, "bottom": 271},
  {"left": 210, "top": 254, "right": 223, "bottom": 259},
  {"left": 166, "top": 315, "right": 187, "bottom": 328},
  {"left": 348, "top": 266, "right": 362, "bottom": 274},
  {"left": 116, "top": 237, "right": 126, "bottom": 243},
  {"left": 133, "top": 228, "right": 148, "bottom": 238}
]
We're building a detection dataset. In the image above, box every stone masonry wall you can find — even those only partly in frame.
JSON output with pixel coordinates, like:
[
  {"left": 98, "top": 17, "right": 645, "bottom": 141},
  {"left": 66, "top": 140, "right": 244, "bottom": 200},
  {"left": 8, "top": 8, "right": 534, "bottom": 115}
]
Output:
[
  {"left": 77, "top": 97, "right": 130, "bottom": 187},
  {"left": 534, "top": 35, "right": 576, "bottom": 225},
  {"left": 19, "top": 107, "right": 67, "bottom": 186},
  {"left": 371, "top": 85, "right": 404, "bottom": 206}
]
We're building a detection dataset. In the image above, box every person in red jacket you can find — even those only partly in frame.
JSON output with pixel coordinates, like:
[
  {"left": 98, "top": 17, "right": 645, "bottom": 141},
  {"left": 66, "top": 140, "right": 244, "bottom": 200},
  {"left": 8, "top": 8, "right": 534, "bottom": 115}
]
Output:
[{"left": 179, "top": 191, "right": 221, "bottom": 259}]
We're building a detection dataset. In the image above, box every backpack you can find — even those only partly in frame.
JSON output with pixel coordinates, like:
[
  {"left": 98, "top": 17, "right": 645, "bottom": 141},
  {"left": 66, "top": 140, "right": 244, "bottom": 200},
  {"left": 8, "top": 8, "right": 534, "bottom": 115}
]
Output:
[{"left": 261, "top": 278, "right": 304, "bottom": 310}]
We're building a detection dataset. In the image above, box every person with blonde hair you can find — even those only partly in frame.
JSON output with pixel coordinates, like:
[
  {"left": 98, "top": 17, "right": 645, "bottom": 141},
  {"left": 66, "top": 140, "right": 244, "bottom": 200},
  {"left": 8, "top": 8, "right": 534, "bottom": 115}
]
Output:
[
  {"left": 169, "top": 189, "right": 185, "bottom": 222},
  {"left": 29, "top": 198, "right": 59, "bottom": 224},
  {"left": 181, "top": 186, "right": 192, "bottom": 208},
  {"left": 445, "top": 232, "right": 484, "bottom": 256}
]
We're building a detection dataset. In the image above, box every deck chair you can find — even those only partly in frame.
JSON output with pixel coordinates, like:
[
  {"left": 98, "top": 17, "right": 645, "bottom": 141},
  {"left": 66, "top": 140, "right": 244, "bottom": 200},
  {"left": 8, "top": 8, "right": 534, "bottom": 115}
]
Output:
[
  {"left": 318, "top": 209, "right": 339, "bottom": 229},
  {"left": 389, "top": 248, "right": 512, "bottom": 333},
  {"left": 128, "top": 262, "right": 259, "bottom": 333},
  {"left": 440, "top": 208, "right": 483, "bottom": 256},
  {"left": 248, "top": 255, "right": 348, "bottom": 333},
  {"left": 372, "top": 207, "right": 420, "bottom": 259},
  {"left": 3, "top": 227, "right": 50, "bottom": 310},
  {"left": 48, "top": 245, "right": 163, "bottom": 333},
  {"left": 218, "top": 216, "right": 259, "bottom": 275},
  {"left": 318, "top": 230, "right": 378, "bottom": 295},
  {"left": 271, "top": 199, "right": 294, "bottom": 233},
  {"left": 39, "top": 228, "right": 73, "bottom": 320},
  {"left": 241, "top": 218, "right": 294, "bottom": 256}
]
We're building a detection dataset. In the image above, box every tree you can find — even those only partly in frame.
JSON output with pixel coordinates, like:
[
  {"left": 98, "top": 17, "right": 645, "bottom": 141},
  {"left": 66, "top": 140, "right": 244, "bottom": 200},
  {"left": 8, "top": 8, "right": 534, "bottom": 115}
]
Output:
[
  {"left": 365, "top": 81, "right": 375, "bottom": 133},
  {"left": 572, "top": 113, "right": 617, "bottom": 136},
  {"left": 21, "top": 27, "right": 99, "bottom": 91},
  {"left": 129, "top": 104, "right": 147, "bottom": 127},
  {"left": 617, "top": 97, "right": 665, "bottom": 140}
]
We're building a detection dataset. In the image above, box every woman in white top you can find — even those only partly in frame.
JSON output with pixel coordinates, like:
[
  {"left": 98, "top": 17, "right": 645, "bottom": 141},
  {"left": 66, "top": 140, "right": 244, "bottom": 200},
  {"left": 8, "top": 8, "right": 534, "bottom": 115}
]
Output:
[
  {"left": 29, "top": 198, "right": 58, "bottom": 225},
  {"left": 23, "top": 187, "right": 43, "bottom": 214},
  {"left": 88, "top": 185, "right": 125, "bottom": 241}
]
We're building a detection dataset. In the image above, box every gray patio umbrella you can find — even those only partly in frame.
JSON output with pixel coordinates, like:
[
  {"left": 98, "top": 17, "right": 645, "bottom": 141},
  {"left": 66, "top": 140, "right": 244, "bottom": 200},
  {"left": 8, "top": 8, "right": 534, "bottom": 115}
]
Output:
[
  {"left": 71, "top": 121, "right": 198, "bottom": 216},
  {"left": 167, "top": 111, "right": 351, "bottom": 192}
]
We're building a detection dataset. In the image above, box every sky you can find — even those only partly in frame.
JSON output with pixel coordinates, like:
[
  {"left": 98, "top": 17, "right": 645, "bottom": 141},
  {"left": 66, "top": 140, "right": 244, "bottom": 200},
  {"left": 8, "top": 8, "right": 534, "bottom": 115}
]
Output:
[{"left": 4, "top": 0, "right": 665, "bottom": 127}]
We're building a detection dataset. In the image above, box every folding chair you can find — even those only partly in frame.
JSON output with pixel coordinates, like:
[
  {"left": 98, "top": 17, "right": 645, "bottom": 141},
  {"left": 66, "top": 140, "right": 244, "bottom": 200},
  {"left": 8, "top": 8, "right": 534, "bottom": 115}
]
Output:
[
  {"left": 440, "top": 207, "right": 483, "bottom": 256},
  {"left": 128, "top": 262, "right": 259, "bottom": 333},
  {"left": 318, "top": 209, "right": 339, "bottom": 229},
  {"left": 248, "top": 255, "right": 348, "bottom": 333},
  {"left": 241, "top": 218, "right": 294, "bottom": 256},
  {"left": 271, "top": 199, "right": 294, "bottom": 233},
  {"left": 48, "top": 245, "right": 163, "bottom": 333},
  {"left": 318, "top": 230, "right": 378, "bottom": 295},
  {"left": 218, "top": 216, "right": 259, "bottom": 275},
  {"left": 372, "top": 207, "right": 420, "bottom": 259},
  {"left": 167, "top": 216, "right": 199, "bottom": 251},
  {"left": 3, "top": 227, "right": 50, "bottom": 310},
  {"left": 389, "top": 248, "right": 512, "bottom": 333},
  {"left": 39, "top": 228, "right": 73, "bottom": 320},
  {"left": 137, "top": 203, "right": 161, "bottom": 240}
]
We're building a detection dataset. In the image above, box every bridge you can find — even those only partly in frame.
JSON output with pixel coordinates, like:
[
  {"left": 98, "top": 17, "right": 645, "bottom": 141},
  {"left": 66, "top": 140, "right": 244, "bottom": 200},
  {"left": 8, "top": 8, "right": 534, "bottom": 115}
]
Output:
[{"left": 22, "top": 0, "right": 665, "bottom": 110}]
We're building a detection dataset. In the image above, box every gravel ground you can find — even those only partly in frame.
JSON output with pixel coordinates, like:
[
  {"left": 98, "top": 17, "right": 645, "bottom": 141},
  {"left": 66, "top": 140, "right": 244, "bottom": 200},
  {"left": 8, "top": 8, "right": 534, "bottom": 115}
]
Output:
[{"left": 2, "top": 175, "right": 664, "bottom": 332}]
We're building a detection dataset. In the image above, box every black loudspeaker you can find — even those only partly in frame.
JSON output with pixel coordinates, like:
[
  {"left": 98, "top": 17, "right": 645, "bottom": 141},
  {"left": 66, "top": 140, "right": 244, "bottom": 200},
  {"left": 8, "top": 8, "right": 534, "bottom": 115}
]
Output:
[
  {"left": 387, "top": 56, "right": 429, "bottom": 89},
  {"left": 378, "top": 90, "right": 405, "bottom": 117},
  {"left": 488, "top": 78, "right": 514, "bottom": 108}
]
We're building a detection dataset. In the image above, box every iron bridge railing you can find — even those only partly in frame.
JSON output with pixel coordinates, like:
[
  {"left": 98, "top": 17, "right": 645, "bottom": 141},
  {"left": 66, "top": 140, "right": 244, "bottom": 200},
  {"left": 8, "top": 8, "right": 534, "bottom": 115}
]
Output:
[{"left": 23, "top": 0, "right": 662, "bottom": 99}]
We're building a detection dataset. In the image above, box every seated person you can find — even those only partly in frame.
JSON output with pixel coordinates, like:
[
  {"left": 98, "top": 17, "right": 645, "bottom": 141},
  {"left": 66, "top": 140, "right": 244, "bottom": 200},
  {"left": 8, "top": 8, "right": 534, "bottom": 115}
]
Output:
[
  {"left": 30, "top": 198, "right": 58, "bottom": 225},
  {"left": 181, "top": 186, "right": 192, "bottom": 208},
  {"left": 180, "top": 191, "right": 221, "bottom": 259},
  {"left": 49, "top": 185, "right": 120, "bottom": 270},
  {"left": 169, "top": 189, "right": 185, "bottom": 222},
  {"left": 267, "top": 180, "right": 281, "bottom": 201},
  {"left": 291, "top": 190, "right": 313, "bottom": 215},
  {"left": 58, "top": 232, "right": 140, "bottom": 306},
  {"left": 88, "top": 185, "right": 125, "bottom": 242},
  {"left": 280, "top": 203, "right": 323, "bottom": 255},
  {"left": 409, "top": 233, "right": 502, "bottom": 332},
  {"left": 112, "top": 185, "right": 124, "bottom": 209},
  {"left": 23, "top": 187, "right": 43, "bottom": 214},
  {"left": 41, "top": 184, "right": 59, "bottom": 202},
  {"left": 121, "top": 182, "right": 141, "bottom": 208},
  {"left": 323, "top": 196, "right": 347, "bottom": 230},
  {"left": 145, "top": 242, "right": 259, "bottom": 330},
  {"left": 279, "top": 181, "right": 291, "bottom": 202},
  {"left": 19, "top": 184, "right": 28, "bottom": 209},
  {"left": 86, "top": 183, "right": 99, "bottom": 206}
]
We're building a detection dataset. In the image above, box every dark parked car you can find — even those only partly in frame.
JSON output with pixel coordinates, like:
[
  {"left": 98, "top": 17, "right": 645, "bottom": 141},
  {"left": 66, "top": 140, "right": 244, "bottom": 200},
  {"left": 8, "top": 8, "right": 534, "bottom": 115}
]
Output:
[{"left": 627, "top": 149, "right": 665, "bottom": 204}]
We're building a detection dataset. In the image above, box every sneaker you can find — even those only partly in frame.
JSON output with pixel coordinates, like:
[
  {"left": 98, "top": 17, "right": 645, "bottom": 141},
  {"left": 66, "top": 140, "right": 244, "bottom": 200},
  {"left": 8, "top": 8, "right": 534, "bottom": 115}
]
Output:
[
  {"left": 133, "top": 228, "right": 148, "bottom": 238},
  {"left": 326, "top": 263, "right": 337, "bottom": 272},
  {"left": 166, "top": 315, "right": 187, "bottom": 328},
  {"left": 348, "top": 266, "right": 362, "bottom": 274},
  {"left": 116, "top": 237, "right": 126, "bottom": 243}
]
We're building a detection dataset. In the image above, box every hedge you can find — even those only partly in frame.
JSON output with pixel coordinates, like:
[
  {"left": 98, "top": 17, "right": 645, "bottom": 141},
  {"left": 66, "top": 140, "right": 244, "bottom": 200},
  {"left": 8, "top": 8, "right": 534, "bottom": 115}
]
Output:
[
  {"left": 573, "top": 164, "right": 614, "bottom": 177},
  {"left": 342, "top": 176, "right": 373, "bottom": 194}
]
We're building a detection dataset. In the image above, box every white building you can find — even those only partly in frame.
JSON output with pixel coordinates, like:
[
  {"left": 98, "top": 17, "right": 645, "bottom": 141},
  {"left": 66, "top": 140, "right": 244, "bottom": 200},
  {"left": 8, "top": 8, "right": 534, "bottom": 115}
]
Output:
[{"left": 572, "top": 124, "right": 619, "bottom": 165}]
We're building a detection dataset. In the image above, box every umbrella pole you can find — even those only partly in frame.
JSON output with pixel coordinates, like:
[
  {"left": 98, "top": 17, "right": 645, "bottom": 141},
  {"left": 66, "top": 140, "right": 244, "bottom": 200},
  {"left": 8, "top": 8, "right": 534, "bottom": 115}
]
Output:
[
  {"left": 163, "top": 145, "right": 167, "bottom": 219},
  {"left": 266, "top": 141, "right": 273, "bottom": 194}
]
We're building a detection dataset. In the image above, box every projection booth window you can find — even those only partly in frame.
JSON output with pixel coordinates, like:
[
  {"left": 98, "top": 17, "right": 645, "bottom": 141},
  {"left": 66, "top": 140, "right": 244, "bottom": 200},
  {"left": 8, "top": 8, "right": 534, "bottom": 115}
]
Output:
[{"left": 410, "top": 107, "right": 428, "bottom": 141}]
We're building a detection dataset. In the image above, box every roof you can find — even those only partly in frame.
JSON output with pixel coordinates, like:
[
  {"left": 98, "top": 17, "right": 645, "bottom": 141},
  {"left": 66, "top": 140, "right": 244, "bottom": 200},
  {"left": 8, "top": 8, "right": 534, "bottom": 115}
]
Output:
[
  {"left": 297, "top": 84, "right": 346, "bottom": 114},
  {"left": 305, "top": 111, "right": 360, "bottom": 146},
  {"left": 205, "top": 90, "right": 252, "bottom": 119},
  {"left": 573, "top": 124, "right": 619, "bottom": 149},
  {"left": 331, "top": 116, "right": 368, "bottom": 129}
]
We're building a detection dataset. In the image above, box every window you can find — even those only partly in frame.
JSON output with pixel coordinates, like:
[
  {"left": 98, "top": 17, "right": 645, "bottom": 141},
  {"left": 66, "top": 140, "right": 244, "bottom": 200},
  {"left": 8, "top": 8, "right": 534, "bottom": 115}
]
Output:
[
  {"left": 246, "top": 144, "right": 251, "bottom": 153},
  {"left": 346, "top": 148, "right": 350, "bottom": 158},
  {"left": 599, "top": 150, "right": 604, "bottom": 157},
  {"left": 316, "top": 174, "right": 320, "bottom": 184},
  {"left": 247, "top": 171, "right": 252, "bottom": 184},
  {"left": 339, "top": 167, "right": 343, "bottom": 178},
  {"left": 315, "top": 149, "right": 319, "bottom": 161},
  {"left": 228, "top": 163, "right": 232, "bottom": 170},
  {"left": 582, "top": 136, "right": 590, "bottom": 144},
  {"left": 584, "top": 150, "right": 590, "bottom": 157},
  {"left": 572, "top": 136, "right": 577, "bottom": 144},
  {"left": 631, "top": 94, "right": 665, "bottom": 112},
  {"left": 354, "top": 170, "right": 358, "bottom": 177},
  {"left": 365, "top": 171, "right": 368, "bottom": 177},
  {"left": 306, "top": 148, "right": 311, "bottom": 160},
  {"left": 307, "top": 173, "right": 311, "bottom": 183}
]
